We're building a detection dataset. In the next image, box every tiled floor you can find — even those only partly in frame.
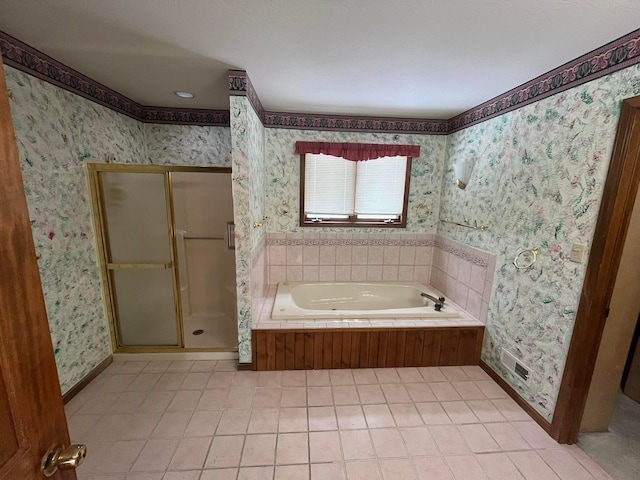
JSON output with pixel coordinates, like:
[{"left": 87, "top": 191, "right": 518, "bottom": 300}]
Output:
[{"left": 67, "top": 360, "right": 613, "bottom": 480}]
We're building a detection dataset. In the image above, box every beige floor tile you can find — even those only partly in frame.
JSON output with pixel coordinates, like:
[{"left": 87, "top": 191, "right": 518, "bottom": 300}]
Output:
[
  {"left": 207, "top": 372, "right": 235, "bottom": 388},
  {"left": 370, "top": 428, "right": 408, "bottom": 458},
  {"left": 356, "top": 384, "right": 386, "bottom": 404},
  {"left": 476, "top": 452, "right": 525, "bottom": 479},
  {"left": 400, "top": 426, "right": 439, "bottom": 456},
  {"left": 381, "top": 384, "right": 412, "bottom": 403},
  {"left": 310, "top": 462, "right": 346, "bottom": 480},
  {"left": 429, "top": 382, "right": 463, "bottom": 401},
  {"left": 452, "top": 381, "right": 486, "bottom": 400},
  {"left": 168, "top": 361, "right": 194, "bottom": 373},
  {"left": 345, "top": 460, "right": 382, "bottom": 480},
  {"left": 120, "top": 413, "right": 163, "bottom": 440},
  {"left": 280, "top": 387, "right": 307, "bottom": 407},
  {"left": 217, "top": 409, "right": 251, "bottom": 435},
  {"left": 214, "top": 360, "right": 238, "bottom": 371},
  {"left": 396, "top": 367, "right": 424, "bottom": 383},
  {"left": 282, "top": 370, "right": 306, "bottom": 387},
  {"left": 199, "top": 468, "right": 238, "bottom": 480},
  {"left": 442, "top": 401, "right": 479, "bottom": 424},
  {"left": 336, "top": 405, "right": 367, "bottom": 429},
  {"left": 225, "top": 387, "right": 255, "bottom": 408},
  {"left": 237, "top": 466, "right": 274, "bottom": 480},
  {"left": 167, "top": 437, "right": 212, "bottom": 471},
  {"left": 307, "top": 370, "right": 331, "bottom": 386},
  {"left": 307, "top": 386, "right": 333, "bottom": 406},
  {"left": 390, "top": 404, "right": 424, "bottom": 427},
  {"left": 152, "top": 412, "right": 191, "bottom": 437},
  {"left": 137, "top": 391, "right": 175, "bottom": 414},
  {"left": 440, "top": 367, "right": 471, "bottom": 382},
  {"left": 180, "top": 372, "right": 211, "bottom": 390},
  {"left": 374, "top": 368, "right": 402, "bottom": 384},
  {"left": 511, "top": 421, "right": 558, "bottom": 449},
  {"left": 429, "top": 425, "right": 471, "bottom": 455},
  {"left": 167, "top": 390, "right": 202, "bottom": 412},
  {"left": 309, "top": 431, "right": 342, "bottom": 462},
  {"left": 405, "top": 383, "right": 437, "bottom": 402},
  {"left": 258, "top": 371, "right": 283, "bottom": 387},
  {"left": 142, "top": 360, "right": 171, "bottom": 374},
  {"left": 508, "top": 451, "right": 561, "bottom": 480},
  {"left": 484, "top": 422, "right": 531, "bottom": 451},
  {"left": 204, "top": 435, "right": 245, "bottom": 468},
  {"left": 233, "top": 371, "right": 260, "bottom": 387},
  {"left": 490, "top": 399, "right": 530, "bottom": 421},
  {"left": 537, "top": 448, "right": 594, "bottom": 479},
  {"left": 352, "top": 369, "right": 378, "bottom": 385},
  {"left": 253, "top": 387, "right": 282, "bottom": 408},
  {"left": 445, "top": 455, "right": 488, "bottom": 479},
  {"left": 162, "top": 470, "right": 200, "bottom": 480},
  {"left": 418, "top": 367, "right": 447, "bottom": 382},
  {"left": 308, "top": 406, "right": 338, "bottom": 431},
  {"left": 93, "top": 440, "right": 146, "bottom": 474},
  {"left": 131, "top": 438, "right": 179, "bottom": 472},
  {"left": 248, "top": 408, "right": 280, "bottom": 433},
  {"left": 466, "top": 400, "right": 506, "bottom": 423},
  {"left": 77, "top": 392, "right": 120, "bottom": 415},
  {"left": 415, "top": 402, "right": 452, "bottom": 425},
  {"left": 363, "top": 404, "right": 396, "bottom": 428},
  {"left": 460, "top": 366, "right": 491, "bottom": 381},
  {"left": 275, "top": 464, "right": 309, "bottom": 479},
  {"left": 190, "top": 360, "right": 218, "bottom": 373},
  {"left": 341, "top": 429, "right": 376, "bottom": 460},
  {"left": 333, "top": 385, "right": 360, "bottom": 405},
  {"left": 241, "top": 433, "right": 277, "bottom": 466},
  {"left": 379, "top": 458, "right": 418, "bottom": 479},
  {"left": 413, "top": 456, "right": 454, "bottom": 479},
  {"left": 127, "top": 373, "right": 161, "bottom": 391},
  {"left": 110, "top": 392, "right": 149, "bottom": 414},
  {"left": 457, "top": 424, "right": 501, "bottom": 453},
  {"left": 197, "top": 389, "right": 229, "bottom": 411},
  {"left": 278, "top": 407, "right": 308, "bottom": 432},
  {"left": 474, "top": 380, "right": 509, "bottom": 399},
  {"left": 184, "top": 410, "right": 221, "bottom": 437},
  {"left": 330, "top": 369, "right": 355, "bottom": 385},
  {"left": 118, "top": 361, "right": 148, "bottom": 375},
  {"left": 155, "top": 373, "right": 188, "bottom": 391},
  {"left": 276, "top": 432, "right": 309, "bottom": 464}
]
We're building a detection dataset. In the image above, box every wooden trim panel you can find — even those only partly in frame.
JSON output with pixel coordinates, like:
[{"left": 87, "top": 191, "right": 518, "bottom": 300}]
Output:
[{"left": 252, "top": 327, "right": 484, "bottom": 370}]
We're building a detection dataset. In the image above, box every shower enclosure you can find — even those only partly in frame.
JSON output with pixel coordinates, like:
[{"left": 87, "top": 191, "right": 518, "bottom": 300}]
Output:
[{"left": 88, "top": 164, "right": 237, "bottom": 352}]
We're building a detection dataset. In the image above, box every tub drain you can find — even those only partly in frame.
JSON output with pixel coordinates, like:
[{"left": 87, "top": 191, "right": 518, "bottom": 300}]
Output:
[{"left": 192, "top": 329, "right": 204, "bottom": 336}]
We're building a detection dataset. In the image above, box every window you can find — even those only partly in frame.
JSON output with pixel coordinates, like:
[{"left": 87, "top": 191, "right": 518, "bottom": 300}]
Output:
[{"left": 297, "top": 142, "right": 417, "bottom": 227}]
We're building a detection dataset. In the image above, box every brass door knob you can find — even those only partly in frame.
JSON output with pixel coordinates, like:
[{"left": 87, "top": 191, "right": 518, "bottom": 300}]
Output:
[{"left": 41, "top": 444, "right": 87, "bottom": 477}]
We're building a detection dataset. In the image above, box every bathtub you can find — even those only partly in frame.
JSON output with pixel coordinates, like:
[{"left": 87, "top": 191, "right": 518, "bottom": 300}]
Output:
[{"left": 271, "top": 281, "right": 459, "bottom": 320}]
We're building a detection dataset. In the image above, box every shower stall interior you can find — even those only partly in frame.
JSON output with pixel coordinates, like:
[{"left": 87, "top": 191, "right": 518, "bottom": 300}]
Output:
[{"left": 88, "top": 163, "right": 238, "bottom": 352}]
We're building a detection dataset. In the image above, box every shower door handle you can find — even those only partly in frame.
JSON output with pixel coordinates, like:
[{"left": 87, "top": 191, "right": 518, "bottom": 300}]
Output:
[{"left": 226, "top": 222, "right": 235, "bottom": 250}]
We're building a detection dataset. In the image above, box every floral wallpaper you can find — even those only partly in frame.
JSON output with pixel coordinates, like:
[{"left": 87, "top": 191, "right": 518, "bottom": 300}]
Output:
[
  {"left": 145, "top": 124, "right": 231, "bottom": 167},
  {"left": 264, "top": 129, "right": 447, "bottom": 234},
  {"left": 230, "top": 95, "right": 266, "bottom": 363},
  {"left": 5, "top": 66, "right": 145, "bottom": 393},
  {"left": 440, "top": 63, "right": 640, "bottom": 420},
  {"left": 6, "top": 66, "right": 232, "bottom": 393}
]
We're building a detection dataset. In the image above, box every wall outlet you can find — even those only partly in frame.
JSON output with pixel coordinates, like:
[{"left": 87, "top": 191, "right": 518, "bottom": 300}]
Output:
[
  {"left": 500, "top": 348, "right": 532, "bottom": 385},
  {"left": 569, "top": 243, "right": 587, "bottom": 263}
]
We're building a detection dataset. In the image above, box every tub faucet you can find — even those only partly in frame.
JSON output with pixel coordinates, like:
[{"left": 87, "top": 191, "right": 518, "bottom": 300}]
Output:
[{"left": 421, "top": 292, "right": 445, "bottom": 311}]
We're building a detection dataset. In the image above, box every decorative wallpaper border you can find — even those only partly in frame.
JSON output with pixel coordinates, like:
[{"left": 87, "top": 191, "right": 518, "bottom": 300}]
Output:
[
  {"left": 0, "top": 31, "right": 230, "bottom": 126},
  {"left": 448, "top": 28, "right": 640, "bottom": 132},
  {"left": 263, "top": 112, "right": 449, "bottom": 135},
  {"left": 433, "top": 237, "right": 489, "bottom": 267},
  {"left": 228, "top": 69, "right": 265, "bottom": 123},
  {"left": 3, "top": 27, "right": 640, "bottom": 133},
  {"left": 266, "top": 237, "right": 436, "bottom": 247}
]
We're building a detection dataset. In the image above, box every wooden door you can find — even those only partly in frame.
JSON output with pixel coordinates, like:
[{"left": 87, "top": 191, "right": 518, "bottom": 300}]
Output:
[{"left": 0, "top": 60, "right": 77, "bottom": 478}]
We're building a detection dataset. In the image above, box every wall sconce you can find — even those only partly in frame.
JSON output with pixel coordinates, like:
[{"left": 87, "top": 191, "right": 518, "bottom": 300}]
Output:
[{"left": 453, "top": 159, "right": 476, "bottom": 190}]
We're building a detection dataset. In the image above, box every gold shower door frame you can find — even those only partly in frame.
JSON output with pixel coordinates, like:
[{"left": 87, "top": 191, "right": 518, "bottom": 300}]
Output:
[{"left": 87, "top": 163, "right": 236, "bottom": 353}]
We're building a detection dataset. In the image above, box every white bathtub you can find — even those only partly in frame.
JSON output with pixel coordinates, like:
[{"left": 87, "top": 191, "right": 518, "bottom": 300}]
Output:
[{"left": 271, "top": 282, "right": 459, "bottom": 320}]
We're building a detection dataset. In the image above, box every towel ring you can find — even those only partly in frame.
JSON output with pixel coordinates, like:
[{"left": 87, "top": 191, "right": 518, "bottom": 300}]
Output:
[{"left": 513, "top": 247, "right": 539, "bottom": 269}]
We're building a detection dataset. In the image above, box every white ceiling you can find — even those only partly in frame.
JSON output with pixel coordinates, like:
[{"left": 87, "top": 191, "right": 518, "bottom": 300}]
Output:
[{"left": 0, "top": 0, "right": 639, "bottom": 118}]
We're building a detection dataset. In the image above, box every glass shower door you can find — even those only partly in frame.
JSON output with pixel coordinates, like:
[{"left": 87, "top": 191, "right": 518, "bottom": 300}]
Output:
[{"left": 99, "top": 172, "right": 180, "bottom": 346}]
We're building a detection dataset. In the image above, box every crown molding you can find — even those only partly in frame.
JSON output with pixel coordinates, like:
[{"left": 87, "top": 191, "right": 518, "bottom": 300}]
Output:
[
  {"left": 0, "top": 30, "right": 230, "bottom": 126},
  {"left": 2, "top": 28, "right": 640, "bottom": 133}
]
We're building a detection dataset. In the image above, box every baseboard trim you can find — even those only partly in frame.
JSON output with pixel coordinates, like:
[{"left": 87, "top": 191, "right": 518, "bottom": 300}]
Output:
[
  {"left": 62, "top": 355, "right": 113, "bottom": 404},
  {"left": 479, "top": 359, "right": 552, "bottom": 434},
  {"left": 237, "top": 363, "right": 253, "bottom": 371}
]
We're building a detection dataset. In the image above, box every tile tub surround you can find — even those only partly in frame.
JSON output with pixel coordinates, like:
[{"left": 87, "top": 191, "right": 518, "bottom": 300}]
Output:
[
  {"left": 263, "top": 233, "right": 495, "bottom": 324},
  {"left": 68, "top": 359, "right": 613, "bottom": 480}
]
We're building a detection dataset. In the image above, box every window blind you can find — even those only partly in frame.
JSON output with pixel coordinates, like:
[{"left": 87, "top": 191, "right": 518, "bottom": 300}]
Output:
[
  {"left": 304, "top": 154, "right": 356, "bottom": 218},
  {"left": 355, "top": 156, "right": 407, "bottom": 218}
]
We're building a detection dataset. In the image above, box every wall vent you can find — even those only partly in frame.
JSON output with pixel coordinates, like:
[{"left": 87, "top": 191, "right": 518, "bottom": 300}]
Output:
[{"left": 500, "top": 348, "right": 531, "bottom": 385}]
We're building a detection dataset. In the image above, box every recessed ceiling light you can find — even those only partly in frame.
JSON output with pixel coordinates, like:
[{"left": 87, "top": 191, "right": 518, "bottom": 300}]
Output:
[{"left": 174, "top": 91, "right": 194, "bottom": 99}]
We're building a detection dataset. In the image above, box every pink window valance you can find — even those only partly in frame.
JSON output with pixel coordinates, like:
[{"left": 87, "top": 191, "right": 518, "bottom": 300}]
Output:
[{"left": 295, "top": 141, "right": 420, "bottom": 161}]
